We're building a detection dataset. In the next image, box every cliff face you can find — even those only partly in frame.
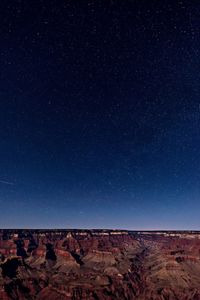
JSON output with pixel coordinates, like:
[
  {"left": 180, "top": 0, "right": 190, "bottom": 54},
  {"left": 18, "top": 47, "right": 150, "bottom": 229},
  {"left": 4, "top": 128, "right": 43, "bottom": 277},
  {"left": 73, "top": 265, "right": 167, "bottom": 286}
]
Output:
[{"left": 0, "top": 230, "right": 200, "bottom": 299}]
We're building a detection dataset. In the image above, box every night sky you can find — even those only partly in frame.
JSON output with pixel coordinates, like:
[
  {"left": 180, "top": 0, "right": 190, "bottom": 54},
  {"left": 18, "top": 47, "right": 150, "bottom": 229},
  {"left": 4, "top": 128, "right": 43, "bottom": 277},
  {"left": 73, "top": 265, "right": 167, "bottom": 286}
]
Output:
[{"left": 0, "top": 0, "right": 199, "bottom": 229}]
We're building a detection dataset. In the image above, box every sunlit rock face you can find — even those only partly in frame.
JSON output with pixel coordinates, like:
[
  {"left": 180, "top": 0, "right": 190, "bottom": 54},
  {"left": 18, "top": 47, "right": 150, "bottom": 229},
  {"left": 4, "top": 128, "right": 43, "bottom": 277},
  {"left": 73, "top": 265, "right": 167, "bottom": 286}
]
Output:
[{"left": 0, "top": 229, "right": 200, "bottom": 299}]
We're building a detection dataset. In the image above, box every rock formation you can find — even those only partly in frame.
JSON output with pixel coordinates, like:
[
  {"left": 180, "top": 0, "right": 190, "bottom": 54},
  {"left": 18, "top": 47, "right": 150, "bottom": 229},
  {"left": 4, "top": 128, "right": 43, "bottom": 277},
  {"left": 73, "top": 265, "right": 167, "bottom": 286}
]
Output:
[{"left": 0, "top": 229, "right": 200, "bottom": 299}]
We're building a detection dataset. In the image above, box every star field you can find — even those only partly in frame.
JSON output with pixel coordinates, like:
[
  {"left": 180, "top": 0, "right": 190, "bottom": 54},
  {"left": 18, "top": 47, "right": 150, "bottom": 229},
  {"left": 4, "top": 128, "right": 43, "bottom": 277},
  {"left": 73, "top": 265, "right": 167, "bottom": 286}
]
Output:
[{"left": 0, "top": 0, "right": 199, "bottom": 229}]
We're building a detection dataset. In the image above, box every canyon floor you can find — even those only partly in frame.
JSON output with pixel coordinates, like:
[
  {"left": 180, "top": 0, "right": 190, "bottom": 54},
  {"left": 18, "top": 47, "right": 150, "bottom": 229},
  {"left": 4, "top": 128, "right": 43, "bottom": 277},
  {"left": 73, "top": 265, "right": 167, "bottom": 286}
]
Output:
[{"left": 0, "top": 229, "right": 200, "bottom": 299}]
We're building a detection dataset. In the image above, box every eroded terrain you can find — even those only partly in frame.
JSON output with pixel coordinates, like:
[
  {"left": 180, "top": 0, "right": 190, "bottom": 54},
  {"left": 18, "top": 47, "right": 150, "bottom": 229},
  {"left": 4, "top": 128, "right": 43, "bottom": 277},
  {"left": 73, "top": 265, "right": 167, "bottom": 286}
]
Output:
[{"left": 0, "top": 230, "right": 200, "bottom": 299}]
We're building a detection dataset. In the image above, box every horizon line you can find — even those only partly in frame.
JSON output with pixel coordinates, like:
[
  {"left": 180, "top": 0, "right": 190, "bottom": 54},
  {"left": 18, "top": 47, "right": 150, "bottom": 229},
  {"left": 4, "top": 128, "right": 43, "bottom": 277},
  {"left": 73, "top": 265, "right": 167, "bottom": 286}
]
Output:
[{"left": 0, "top": 228, "right": 200, "bottom": 232}]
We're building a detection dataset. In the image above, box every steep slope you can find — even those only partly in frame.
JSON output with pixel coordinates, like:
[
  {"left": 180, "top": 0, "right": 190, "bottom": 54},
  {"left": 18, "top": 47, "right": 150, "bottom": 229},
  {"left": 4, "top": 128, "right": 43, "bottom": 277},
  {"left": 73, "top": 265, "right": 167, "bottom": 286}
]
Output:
[{"left": 0, "top": 230, "right": 200, "bottom": 299}]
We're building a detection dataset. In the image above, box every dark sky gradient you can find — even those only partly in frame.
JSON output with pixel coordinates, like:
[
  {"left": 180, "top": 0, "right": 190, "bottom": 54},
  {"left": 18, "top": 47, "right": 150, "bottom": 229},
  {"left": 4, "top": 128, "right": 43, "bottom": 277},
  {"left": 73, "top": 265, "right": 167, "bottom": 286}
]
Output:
[{"left": 0, "top": 0, "right": 199, "bottom": 229}]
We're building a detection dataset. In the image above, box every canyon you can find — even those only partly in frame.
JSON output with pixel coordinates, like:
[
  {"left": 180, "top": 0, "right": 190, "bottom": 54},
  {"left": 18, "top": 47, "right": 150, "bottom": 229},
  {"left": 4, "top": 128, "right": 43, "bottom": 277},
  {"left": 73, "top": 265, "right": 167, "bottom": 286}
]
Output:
[{"left": 0, "top": 229, "right": 200, "bottom": 299}]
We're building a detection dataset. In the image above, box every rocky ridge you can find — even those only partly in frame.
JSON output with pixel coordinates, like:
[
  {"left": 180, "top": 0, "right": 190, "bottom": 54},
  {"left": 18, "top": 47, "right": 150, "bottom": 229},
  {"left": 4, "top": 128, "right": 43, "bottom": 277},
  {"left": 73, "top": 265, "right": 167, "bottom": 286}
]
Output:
[{"left": 0, "top": 230, "right": 200, "bottom": 299}]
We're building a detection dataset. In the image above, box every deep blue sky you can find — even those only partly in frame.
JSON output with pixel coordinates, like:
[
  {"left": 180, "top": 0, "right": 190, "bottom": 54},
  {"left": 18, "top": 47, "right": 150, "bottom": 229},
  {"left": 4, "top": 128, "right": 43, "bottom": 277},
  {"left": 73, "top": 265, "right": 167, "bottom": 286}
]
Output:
[{"left": 0, "top": 0, "right": 199, "bottom": 229}]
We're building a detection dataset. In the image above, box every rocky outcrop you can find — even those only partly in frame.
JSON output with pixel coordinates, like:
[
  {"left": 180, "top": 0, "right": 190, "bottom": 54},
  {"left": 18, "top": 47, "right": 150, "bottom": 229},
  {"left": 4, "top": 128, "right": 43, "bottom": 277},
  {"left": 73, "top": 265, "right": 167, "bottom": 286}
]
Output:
[{"left": 0, "top": 230, "right": 200, "bottom": 299}]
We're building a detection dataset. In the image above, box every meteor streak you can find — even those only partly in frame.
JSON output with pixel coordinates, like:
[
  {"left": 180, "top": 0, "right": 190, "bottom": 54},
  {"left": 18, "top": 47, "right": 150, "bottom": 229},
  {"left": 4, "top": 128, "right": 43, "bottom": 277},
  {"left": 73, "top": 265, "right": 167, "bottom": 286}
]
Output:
[{"left": 0, "top": 180, "right": 14, "bottom": 185}]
